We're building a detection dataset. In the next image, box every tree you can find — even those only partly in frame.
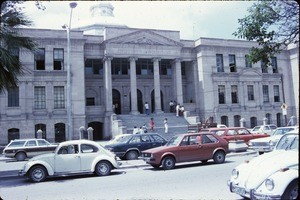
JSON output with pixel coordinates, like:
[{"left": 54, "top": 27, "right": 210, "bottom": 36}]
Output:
[
  {"left": 233, "top": 0, "right": 299, "bottom": 66},
  {"left": 0, "top": 1, "right": 37, "bottom": 92}
]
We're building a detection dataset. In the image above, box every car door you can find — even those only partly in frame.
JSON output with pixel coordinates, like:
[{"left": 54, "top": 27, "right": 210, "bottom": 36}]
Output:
[
  {"left": 237, "top": 129, "right": 253, "bottom": 143},
  {"left": 54, "top": 144, "right": 81, "bottom": 173},
  {"left": 80, "top": 144, "right": 99, "bottom": 171},
  {"left": 178, "top": 135, "right": 203, "bottom": 162},
  {"left": 24, "top": 140, "right": 38, "bottom": 157},
  {"left": 223, "top": 129, "right": 237, "bottom": 141},
  {"left": 139, "top": 135, "right": 152, "bottom": 151}
]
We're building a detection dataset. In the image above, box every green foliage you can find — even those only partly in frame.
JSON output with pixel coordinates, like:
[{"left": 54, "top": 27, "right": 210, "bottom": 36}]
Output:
[
  {"left": 0, "top": 1, "right": 37, "bottom": 92},
  {"left": 233, "top": 0, "right": 299, "bottom": 66}
]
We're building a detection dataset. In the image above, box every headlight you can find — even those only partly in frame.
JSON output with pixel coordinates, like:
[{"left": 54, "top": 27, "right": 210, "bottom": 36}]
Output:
[
  {"left": 269, "top": 140, "right": 275, "bottom": 146},
  {"left": 248, "top": 141, "right": 253, "bottom": 146},
  {"left": 232, "top": 169, "right": 239, "bottom": 179},
  {"left": 265, "top": 178, "right": 275, "bottom": 191}
]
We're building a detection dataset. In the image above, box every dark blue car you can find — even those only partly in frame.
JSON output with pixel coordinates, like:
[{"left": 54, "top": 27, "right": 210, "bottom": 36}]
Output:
[{"left": 105, "top": 133, "right": 167, "bottom": 160}]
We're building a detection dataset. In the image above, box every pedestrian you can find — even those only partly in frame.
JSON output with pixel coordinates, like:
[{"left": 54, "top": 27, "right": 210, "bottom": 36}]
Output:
[
  {"left": 164, "top": 118, "right": 168, "bottom": 133},
  {"left": 139, "top": 127, "right": 144, "bottom": 134},
  {"left": 176, "top": 104, "right": 180, "bottom": 117},
  {"left": 180, "top": 105, "right": 185, "bottom": 117},
  {"left": 142, "top": 123, "right": 148, "bottom": 133},
  {"left": 149, "top": 118, "right": 155, "bottom": 131},
  {"left": 169, "top": 100, "right": 174, "bottom": 113},
  {"left": 132, "top": 126, "right": 139, "bottom": 134},
  {"left": 144, "top": 102, "right": 149, "bottom": 115}
]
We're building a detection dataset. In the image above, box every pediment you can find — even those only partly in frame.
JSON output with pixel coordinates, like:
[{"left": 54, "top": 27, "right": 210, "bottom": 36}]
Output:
[
  {"left": 105, "top": 30, "right": 183, "bottom": 47},
  {"left": 239, "top": 68, "right": 262, "bottom": 76}
]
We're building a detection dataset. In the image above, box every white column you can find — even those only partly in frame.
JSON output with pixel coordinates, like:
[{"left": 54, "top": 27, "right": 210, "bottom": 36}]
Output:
[
  {"left": 153, "top": 57, "right": 162, "bottom": 113},
  {"left": 129, "top": 57, "right": 139, "bottom": 115},
  {"left": 174, "top": 58, "right": 183, "bottom": 104},
  {"left": 103, "top": 56, "right": 113, "bottom": 113},
  {"left": 192, "top": 60, "right": 200, "bottom": 112}
]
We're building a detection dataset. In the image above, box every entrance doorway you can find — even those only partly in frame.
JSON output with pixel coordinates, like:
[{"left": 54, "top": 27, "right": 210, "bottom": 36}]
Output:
[
  {"left": 88, "top": 121, "right": 103, "bottom": 141},
  {"left": 112, "top": 89, "right": 121, "bottom": 114}
]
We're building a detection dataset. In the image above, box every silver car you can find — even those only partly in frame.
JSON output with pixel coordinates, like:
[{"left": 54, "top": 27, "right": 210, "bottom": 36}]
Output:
[
  {"left": 248, "top": 126, "right": 298, "bottom": 155},
  {"left": 2, "top": 139, "right": 57, "bottom": 161}
]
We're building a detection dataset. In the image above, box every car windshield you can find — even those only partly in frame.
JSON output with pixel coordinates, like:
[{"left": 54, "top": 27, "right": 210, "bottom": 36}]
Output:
[
  {"left": 166, "top": 135, "right": 184, "bottom": 146},
  {"left": 116, "top": 135, "right": 132, "bottom": 143},
  {"left": 252, "top": 126, "right": 261, "bottom": 131},
  {"left": 8, "top": 141, "right": 26, "bottom": 147},
  {"left": 275, "top": 134, "right": 298, "bottom": 151},
  {"left": 272, "top": 128, "right": 294, "bottom": 136}
]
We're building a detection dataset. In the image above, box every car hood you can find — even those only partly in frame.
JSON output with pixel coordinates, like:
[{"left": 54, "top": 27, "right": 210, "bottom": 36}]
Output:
[
  {"left": 29, "top": 153, "right": 55, "bottom": 162},
  {"left": 236, "top": 150, "right": 298, "bottom": 189},
  {"left": 142, "top": 145, "right": 174, "bottom": 154}
]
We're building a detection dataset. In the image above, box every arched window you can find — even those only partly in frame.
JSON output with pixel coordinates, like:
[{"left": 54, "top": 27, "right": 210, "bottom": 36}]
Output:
[
  {"left": 8, "top": 128, "right": 20, "bottom": 142},
  {"left": 35, "top": 124, "right": 46, "bottom": 139},
  {"left": 234, "top": 115, "right": 241, "bottom": 127},
  {"left": 221, "top": 116, "right": 228, "bottom": 127},
  {"left": 250, "top": 117, "right": 257, "bottom": 128},
  {"left": 55, "top": 123, "right": 66, "bottom": 142}
]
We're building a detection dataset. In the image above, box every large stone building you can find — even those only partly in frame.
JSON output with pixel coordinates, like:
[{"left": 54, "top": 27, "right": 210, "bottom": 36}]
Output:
[{"left": 0, "top": 3, "right": 298, "bottom": 144}]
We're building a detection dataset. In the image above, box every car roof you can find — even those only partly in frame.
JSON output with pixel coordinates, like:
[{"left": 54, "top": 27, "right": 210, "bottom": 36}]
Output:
[
  {"left": 202, "top": 127, "right": 246, "bottom": 131},
  {"left": 59, "top": 139, "right": 100, "bottom": 146}
]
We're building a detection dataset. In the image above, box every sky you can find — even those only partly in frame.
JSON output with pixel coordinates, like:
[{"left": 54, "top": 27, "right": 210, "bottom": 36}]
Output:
[{"left": 21, "top": 0, "right": 255, "bottom": 40}]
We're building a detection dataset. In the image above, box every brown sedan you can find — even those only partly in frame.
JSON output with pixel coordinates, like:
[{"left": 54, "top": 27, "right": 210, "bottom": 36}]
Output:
[
  {"left": 141, "top": 132, "right": 228, "bottom": 170},
  {"left": 200, "top": 127, "right": 269, "bottom": 144}
]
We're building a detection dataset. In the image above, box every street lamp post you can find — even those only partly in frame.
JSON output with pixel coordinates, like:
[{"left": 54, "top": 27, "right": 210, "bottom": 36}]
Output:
[{"left": 62, "top": 2, "right": 77, "bottom": 140}]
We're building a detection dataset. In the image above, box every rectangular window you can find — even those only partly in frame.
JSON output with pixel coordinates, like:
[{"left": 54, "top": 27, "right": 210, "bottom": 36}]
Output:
[
  {"left": 8, "top": 87, "right": 19, "bottom": 107},
  {"left": 34, "top": 86, "right": 46, "bottom": 109},
  {"left": 261, "top": 61, "right": 268, "bottom": 73},
  {"left": 274, "top": 85, "right": 280, "bottom": 102},
  {"left": 136, "top": 59, "right": 153, "bottom": 75},
  {"left": 111, "top": 58, "right": 129, "bottom": 75},
  {"left": 86, "top": 97, "right": 95, "bottom": 106},
  {"left": 263, "top": 85, "right": 269, "bottom": 102},
  {"left": 85, "top": 59, "right": 103, "bottom": 75},
  {"left": 54, "top": 86, "right": 65, "bottom": 109},
  {"left": 53, "top": 48, "right": 64, "bottom": 70},
  {"left": 231, "top": 85, "right": 238, "bottom": 104},
  {"left": 216, "top": 54, "right": 224, "bottom": 72},
  {"left": 271, "top": 57, "right": 278, "bottom": 73},
  {"left": 35, "top": 48, "right": 45, "bottom": 70},
  {"left": 218, "top": 85, "right": 226, "bottom": 104},
  {"left": 247, "top": 85, "right": 254, "bottom": 101},
  {"left": 229, "top": 54, "right": 236, "bottom": 72},
  {"left": 245, "top": 55, "right": 252, "bottom": 68}
]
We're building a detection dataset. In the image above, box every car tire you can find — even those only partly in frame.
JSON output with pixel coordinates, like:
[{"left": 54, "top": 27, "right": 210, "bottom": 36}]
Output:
[
  {"left": 258, "top": 152, "right": 264, "bottom": 155},
  {"left": 162, "top": 156, "right": 175, "bottom": 170},
  {"left": 29, "top": 165, "right": 47, "bottom": 182},
  {"left": 125, "top": 150, "right": 139, "bottom": 160},
  {"left": 213, "top": 151, "right": 225, "bottom": 164},
  {"left": 282, "top": 179, "right": 298, "bottom": 200},
  {"left": 15, "top": 152, "right": 26, "bottom": 161},
  {"left": 95, "top": 161, "right": 112, "bottom": 176}
]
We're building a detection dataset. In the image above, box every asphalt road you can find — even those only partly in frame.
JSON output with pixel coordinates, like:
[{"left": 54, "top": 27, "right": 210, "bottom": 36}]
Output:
[{"left": 0, "top": 153, "right": 257, "bottom": 200}]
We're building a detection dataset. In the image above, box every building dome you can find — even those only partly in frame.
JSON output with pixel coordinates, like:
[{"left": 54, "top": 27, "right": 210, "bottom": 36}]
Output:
[{"left": 75, "top": 2, "right": 127, "bottom": 35}]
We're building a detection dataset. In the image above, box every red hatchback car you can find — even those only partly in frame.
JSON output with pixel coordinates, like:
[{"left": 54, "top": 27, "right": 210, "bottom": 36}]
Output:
[
  {"left": 200, "top": 127, "right": 269, "bottom": 144},
  {"left": 141, "top": 132, "right": 228, "bottom": 170}
]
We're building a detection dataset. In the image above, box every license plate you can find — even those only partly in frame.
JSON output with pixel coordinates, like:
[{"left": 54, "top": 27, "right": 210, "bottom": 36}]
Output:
[{"left": 233, "top": 186, "right": 246, "bottom": 196}]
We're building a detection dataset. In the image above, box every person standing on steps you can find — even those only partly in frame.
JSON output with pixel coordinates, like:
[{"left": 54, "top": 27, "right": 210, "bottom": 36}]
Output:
[
  {"left": 164, "top": 118, "right": 168, "bottom": 133},
  {"left": 144, "top": 102, "right": 149, "bottom": 115},
  {"left": 149, "top": 118, "right": 155, "bottom": 132},
  {"left": 176, "top": 103, "right": 180, "bottom": 117}
]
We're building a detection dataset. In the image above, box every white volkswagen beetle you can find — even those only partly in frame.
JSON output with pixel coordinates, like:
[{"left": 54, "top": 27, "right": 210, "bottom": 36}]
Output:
[
  {"left": 228, "top": 131, "right": 298, "bottom": 200},
  {"left": 19, "top": 140, "right": 121, "bottom": 182}
]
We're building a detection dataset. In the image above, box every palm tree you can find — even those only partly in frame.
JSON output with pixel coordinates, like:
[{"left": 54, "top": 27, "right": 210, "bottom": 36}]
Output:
[{"left": 0, "top": 1, "right": 36, "bottom": 92}]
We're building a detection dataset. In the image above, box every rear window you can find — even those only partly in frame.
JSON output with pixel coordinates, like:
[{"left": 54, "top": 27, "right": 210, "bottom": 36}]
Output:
[
  {"left": 8, "top": 141, "right": 26, "bottom": 147},
  {"left": 37, "top": 139, "right": 50, "bottom": 146},
  {"left": 151, "top": 135, "right": 165, "bottom": 142}
]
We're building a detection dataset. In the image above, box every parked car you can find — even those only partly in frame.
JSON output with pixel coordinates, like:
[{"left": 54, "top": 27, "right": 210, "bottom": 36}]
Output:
[
  {"left": 2, "top": 139, "right": 57, "bottom": 161},
  {"left": 104, "top": 133, "right": 167, "bottom": 160},
  {"left": 228, "top": 131, "right": 298, "bottom": 199},
  {"left": 250, "top": 124, "right": 277, "bottom": 135},
  {"left": 141, "top": 132, "right": 228, "bottom": 170},
  {"left": 200, "top": 127, "right": 269, "bottom": 144},
  {"left": 19, "top": 140, "right": 121, "bottom": 182},
  {"left": 248, "top": 126, "right": 298, "bottom": 154}
]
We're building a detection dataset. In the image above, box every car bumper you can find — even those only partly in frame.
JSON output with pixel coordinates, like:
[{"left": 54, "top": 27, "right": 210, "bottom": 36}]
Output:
[
  {"left": 228, "top": 181, "right": 250, "bottom": 198},
  {"left": 248, "top": 146, "right": 273, "bottom": 153},
  {"left": 250, "top": 191, "right": 281, "bottom": 200}
]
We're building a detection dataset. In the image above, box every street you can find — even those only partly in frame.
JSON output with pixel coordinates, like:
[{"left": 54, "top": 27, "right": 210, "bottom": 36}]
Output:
[{"left": 0, "top": 153, "right": 257, "bottom": 200}]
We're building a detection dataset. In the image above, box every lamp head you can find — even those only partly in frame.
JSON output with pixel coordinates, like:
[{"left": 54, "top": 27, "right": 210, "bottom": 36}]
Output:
[{"left": 69, "top": 2, "right": 77, "bottom": 9}]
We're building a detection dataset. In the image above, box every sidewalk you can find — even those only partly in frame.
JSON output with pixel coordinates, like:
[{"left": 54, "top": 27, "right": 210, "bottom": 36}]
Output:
[{"left": 0, "top": 150, "right": 256, "bottom": 179}]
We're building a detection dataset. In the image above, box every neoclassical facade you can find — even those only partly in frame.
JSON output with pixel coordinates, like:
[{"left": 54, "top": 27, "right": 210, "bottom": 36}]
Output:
[{"left": 0, "top": 3, "right": 298, "bottom": 144}]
